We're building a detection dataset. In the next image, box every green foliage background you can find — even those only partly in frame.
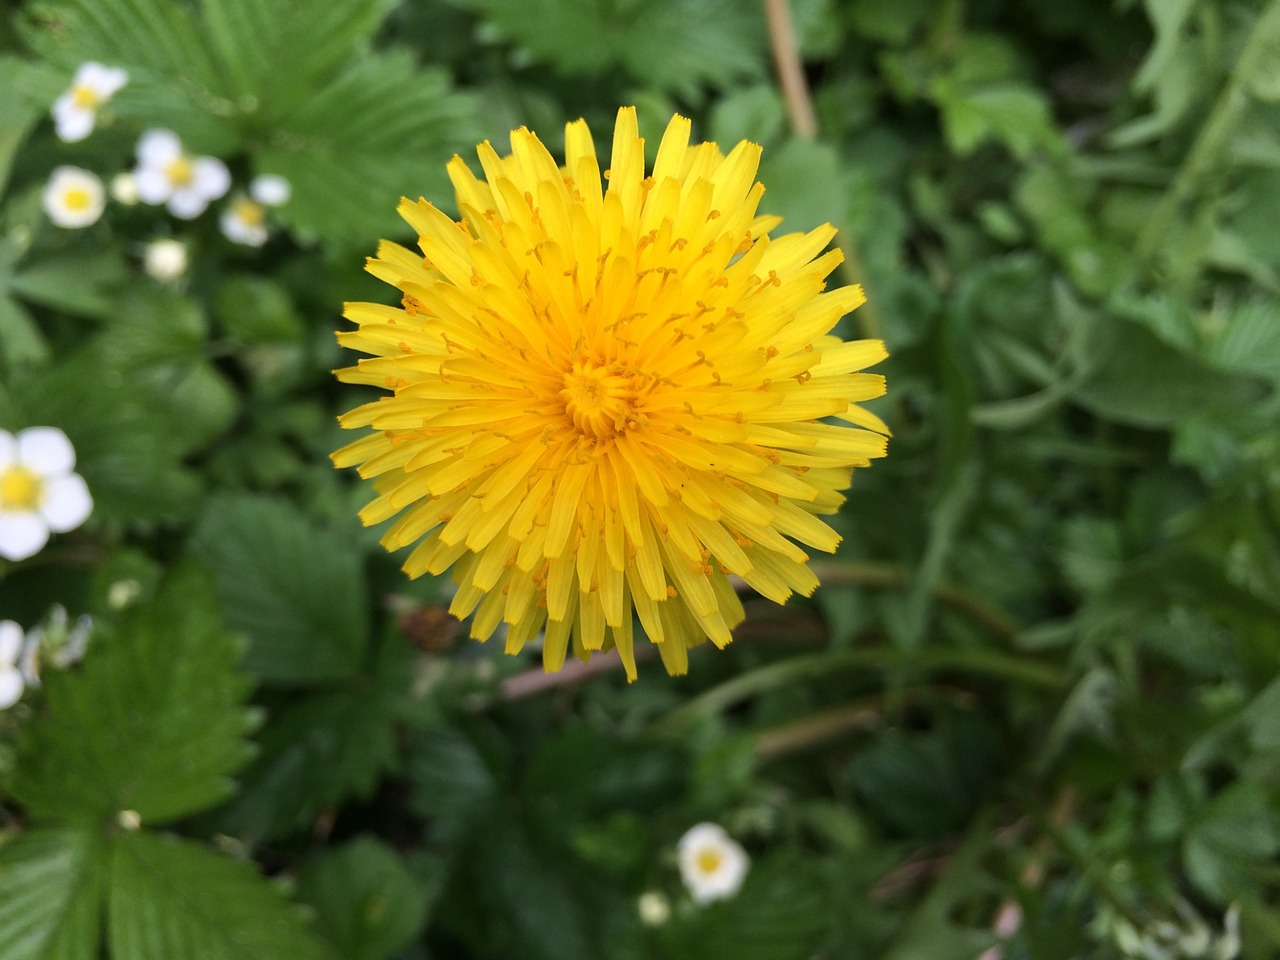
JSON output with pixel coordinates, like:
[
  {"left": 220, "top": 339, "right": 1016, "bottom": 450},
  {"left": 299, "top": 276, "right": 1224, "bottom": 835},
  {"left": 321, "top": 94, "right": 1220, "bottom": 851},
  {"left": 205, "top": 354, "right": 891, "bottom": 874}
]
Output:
[{"left": 1, "top": 0, "right": 1279, "bottom": 957}]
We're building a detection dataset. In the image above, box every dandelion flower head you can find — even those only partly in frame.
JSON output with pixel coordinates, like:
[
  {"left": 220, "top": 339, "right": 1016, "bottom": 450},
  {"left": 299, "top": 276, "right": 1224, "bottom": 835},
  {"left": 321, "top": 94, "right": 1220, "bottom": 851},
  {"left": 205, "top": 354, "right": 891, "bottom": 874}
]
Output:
[{"left": 333, "top": 107, "right": 889, "bottom": 679}]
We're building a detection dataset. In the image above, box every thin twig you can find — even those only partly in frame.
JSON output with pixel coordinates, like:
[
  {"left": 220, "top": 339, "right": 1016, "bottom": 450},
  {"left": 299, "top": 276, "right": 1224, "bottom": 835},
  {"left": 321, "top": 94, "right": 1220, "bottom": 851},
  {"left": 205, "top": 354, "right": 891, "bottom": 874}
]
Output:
[{"left": 764, "top": 0, "right": 818, "bottom": 139}]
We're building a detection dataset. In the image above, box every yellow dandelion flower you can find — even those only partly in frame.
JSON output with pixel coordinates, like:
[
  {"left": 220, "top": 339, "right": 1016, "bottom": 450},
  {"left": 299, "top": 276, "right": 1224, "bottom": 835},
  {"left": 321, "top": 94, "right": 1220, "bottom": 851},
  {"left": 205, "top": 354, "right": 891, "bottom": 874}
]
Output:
[{"left": 333, "top": 107, "right": 889, "bottom": 680}]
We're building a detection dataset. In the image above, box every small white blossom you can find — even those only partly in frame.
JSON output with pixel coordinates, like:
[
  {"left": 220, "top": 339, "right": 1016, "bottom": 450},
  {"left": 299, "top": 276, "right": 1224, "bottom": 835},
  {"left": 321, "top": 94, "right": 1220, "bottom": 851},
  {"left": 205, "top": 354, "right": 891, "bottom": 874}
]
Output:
[
  {"left": 133, "top": 129, "right": 230, "bottom": 219},
  {"left": 42, "top": 166, "right": 105, "bottom": 229},
  {"left": 249, "top": 174, "right": 291, "bottom": 207},
  {"left": 110, "top": 172, "right": 140, "bottom": 205},
  {"left": 220, "top": 196, "right": 269, "bottom": 247},
  {"left": 0, "top": 427, "right": 93, "bottom": 562},
  {"left": 677, "top": 822, "right": 749, "bottom": 905},
  {"left": 52, "top": 62, "right": 128, "bottom": 142},
  {"left": 0, "top": 620, "right": 26, "bottom": 709},
  {"left": 143, "top": 238, "right": 188, "bottom": 281}
]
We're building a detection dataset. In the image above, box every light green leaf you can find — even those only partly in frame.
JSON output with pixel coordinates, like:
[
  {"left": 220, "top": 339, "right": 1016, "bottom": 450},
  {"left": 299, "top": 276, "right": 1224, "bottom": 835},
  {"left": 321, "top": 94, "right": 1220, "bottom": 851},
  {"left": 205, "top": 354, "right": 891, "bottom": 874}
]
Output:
[
  {"left": 1207, "top": 297, "right": 1280, "bottom": 383},
  {"left": 1071, "top": 316, "right": 1268, "bottom": 428},
  {"left": 468, "top": 0, "right": 764, "bottom": 97},
  {"left": 189, "top": 494, "right": 369, "bottom": 685},
  {"left": 200, "top": 0, "right": 394, "bottom": 121},
  {"left": 10, "top": 565, "right": 253, "bottom": 825},
  {"left": 757, "top": 138, "right": 848, "bottom": 235},
  {"left": 0, "top": 828, "right": 107, "bottom": 960},
  {"left": 937, "top": 83, "right": 1059, "bottom": 158},
  {"left": 296, "top": 837, "right": 433, "bottom": 960},
  {"left": 259, "top": 53, "right": 477, "bottom": 240},
  {"left": 0, "top": 295, "right": 49, "bottom": 370},
  {"left": 0, "top": 58, "right": 40, "bottom": 200},
  {"left": 109, "top": 831, "right": 331, "bottom": 960},
  {"left": 7, "top": 251, "right": 128, "bottom": 319}
]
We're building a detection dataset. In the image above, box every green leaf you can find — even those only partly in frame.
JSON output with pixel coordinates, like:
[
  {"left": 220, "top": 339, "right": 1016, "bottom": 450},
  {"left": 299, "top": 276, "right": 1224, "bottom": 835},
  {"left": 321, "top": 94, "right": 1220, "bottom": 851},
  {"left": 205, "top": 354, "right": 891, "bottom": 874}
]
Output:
[
  {"left": 189, "top": 494, "right": 369, "bottom": 685},
  {"left": 467, "top": 0, "right": 764, "bottom": 98},
  {"left": 109, "top": 831, "right": 331, "bottom": 960},
  {"left": 1207, "top": 297, "right": 1280, "bottom": 383},
  {"left": 663, "top": 853, "right": 830, "bottom": 960},
  {"left": 296, "top": 837, "right": 433, "bottom": 960},
  {"left": 757, "top": 138, "right": 848, "bottom": 235},
  {"left": 0, "top": 295, "right": 49, "bottom": 370},
  {"left": 259, "top": 53, "right": 477, "bottom": 240},
  {"left": 213, "top": 640, "right": 409, "bottom": 842},
  {"left": 214, "top": 274, "right": 305, "bottom": 343},
  {"left": 1071, "top": 315, "right": 1269, "bottom": 428},
  {"left": 10, "top": 565, "right": 253, "bottom": 825},
  {"left": 200, "top": 0, "right": 394, "bottom": 122},
  {"left": 936, "top": 83, "right": 1059, "bottom": 158},
  {"left": 1184, "top": 782, "right": 1280, "bottom": 902},
  {"left": 0, "top": 58, "right": 40, "bottom": 200},
  {"left": 406, "top": 724, "right": 503, "bottom": 845},
  {"left": 0, "top": 828, "right": 107, "bottom": 960},
  {"left": 7, "top": 251, "right": 128, "bottom": 319}
]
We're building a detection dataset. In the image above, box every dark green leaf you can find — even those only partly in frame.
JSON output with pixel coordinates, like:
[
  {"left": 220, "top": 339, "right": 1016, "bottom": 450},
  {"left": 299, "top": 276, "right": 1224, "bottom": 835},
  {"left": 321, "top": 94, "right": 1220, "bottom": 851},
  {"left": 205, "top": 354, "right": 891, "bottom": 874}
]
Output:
[
  {"left": 189, "top": 494, "right": 369, "bottom": 685},
  {"left": 109, "top": 831, "right": 330, "bottom": 960},
  {"left": 10, "top": 565, "right": 253, "bottom": 825},
  {"left": 296, "top": 837, "right": 433, "bottom": 960}
]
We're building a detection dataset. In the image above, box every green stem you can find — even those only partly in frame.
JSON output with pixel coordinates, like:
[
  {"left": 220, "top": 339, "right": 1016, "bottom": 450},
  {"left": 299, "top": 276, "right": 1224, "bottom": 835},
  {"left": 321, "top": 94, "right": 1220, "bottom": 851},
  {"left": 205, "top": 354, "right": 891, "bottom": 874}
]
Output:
[
  {"left": 809, "top": 560, "right": 1024, "bottom": 644},
  {"left": 1137, "top": 0, "right": 1280, "bottom": 263},
  {"left": 652, "top": 646, "right": 1061, "bottom": 735}
]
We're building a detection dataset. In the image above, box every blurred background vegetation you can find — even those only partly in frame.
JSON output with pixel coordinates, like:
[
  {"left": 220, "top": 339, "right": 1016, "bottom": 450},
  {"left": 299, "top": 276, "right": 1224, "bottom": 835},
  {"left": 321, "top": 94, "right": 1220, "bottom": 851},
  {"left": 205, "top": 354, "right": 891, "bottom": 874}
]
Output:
[{"left": 1, "top": 0, "right": 1279, "bottom": 957}]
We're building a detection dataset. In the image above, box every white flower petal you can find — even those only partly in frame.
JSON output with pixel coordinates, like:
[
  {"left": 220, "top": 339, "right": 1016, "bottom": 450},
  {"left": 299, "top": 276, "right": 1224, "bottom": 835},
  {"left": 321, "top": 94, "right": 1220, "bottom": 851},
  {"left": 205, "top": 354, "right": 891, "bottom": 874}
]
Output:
[
  {"left": 137, "top": 128, "right": 182, "bottom": 167},
  {"left": 250, "top": 174, "right": 291, "bottom": 206},
  {"left": 40, "top": 473, "right": 92, "bottom": 534},
  {"left": 0, "top": 511, "right": 50, "bottom": 561},
  {"left": 134, "top": 167, "right": 173, "bottom": 205},
  {"left": 54, "top": 107, "right": 96, "bottom": 143},
  {"left": 0, "top": 431, "right": 15, "bottom": 470},
  {"left": 677, "top": 822, "right": 749, "bottom": 904},
  {"left": 0, "top": 621, "right": 23, "bottom": 666},
  {"left": 193, "top": 157, "right": 230, "bottom": 201},
  {"left": 17, "top": 426, "right": 75, "bottom": 474},
  {"left": 167, "top": 188, "right": 209, "bottom": 220},
  {"left": 0, "top": 668, "right": 24, "bottom": 709},
  {"left": 93, "top": 65, "right": 129, "bottom": 97}
]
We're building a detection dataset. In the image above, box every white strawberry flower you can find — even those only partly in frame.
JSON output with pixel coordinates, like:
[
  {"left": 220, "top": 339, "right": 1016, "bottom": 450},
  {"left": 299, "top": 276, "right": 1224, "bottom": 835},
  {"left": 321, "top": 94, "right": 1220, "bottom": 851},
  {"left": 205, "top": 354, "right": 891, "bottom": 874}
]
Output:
[
  {"left": 52, "top": 62, "right": 128, "bottom": 142},
  {"left": 0, "top": 620, "right": 26, "bottom": 709},
  {"left": 42, "top": 166, "right": 105, "bottom": 229},
  {"left": 220, "top": 174, "right": 291, "bottom": 247},
  {"left": 133, "top": 129, "right": 230, "bottom": 219},
  {"left": 0, "top": 427, "right": 93, "bottom": 562},
  {"left": 677, "top": 822, "right": 749, "bottom": 904}
]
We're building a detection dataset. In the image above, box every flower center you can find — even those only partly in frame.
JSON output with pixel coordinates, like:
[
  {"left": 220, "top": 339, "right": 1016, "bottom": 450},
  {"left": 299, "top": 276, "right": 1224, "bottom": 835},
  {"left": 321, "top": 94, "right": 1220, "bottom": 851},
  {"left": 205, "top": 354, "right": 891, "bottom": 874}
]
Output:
[
  {"left": 0, "top": 466, "right": 43, "bottom": 511},
  {"left": 560, "top": 359, "right": 640, "bottom": 441},
  {"left": 694, "top": 848, "right": 724, "bottom": 875},
  {"left": 62, "top": 187, "right": 92, "bottom": 211},
  {"left": 71, "top": 84, "right": 101, "bottom": 109},
  {"left": 232, "top": 198, "right": 266, "bottom": 226},
  {"left": 165, "top": 156, "right": 194, "bottom": 187}
]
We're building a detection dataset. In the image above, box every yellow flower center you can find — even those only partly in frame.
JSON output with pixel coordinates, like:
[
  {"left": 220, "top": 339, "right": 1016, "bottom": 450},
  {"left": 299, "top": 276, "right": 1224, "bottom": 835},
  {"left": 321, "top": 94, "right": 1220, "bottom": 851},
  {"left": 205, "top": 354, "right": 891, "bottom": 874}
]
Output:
[
  {"left": 62, "top": 187, "right": 92, "bottom": 211},
  {"left": 694, "top": 848, "right": 724, "bottom": 875},
  {"left": 71, "top": 84, "right": 101, "bottom": 108},
  {"left": 0, "top": 466, "right": 43, "bottom": 511},
  {"left": 165, "top": 156, "right": 194, "bottom": 187},
  {"left": 560, "top": 359, "right": 643, "bottom": 442},
  {"left": 232, "top": 198, "right": 266, "bottom": 227}
]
